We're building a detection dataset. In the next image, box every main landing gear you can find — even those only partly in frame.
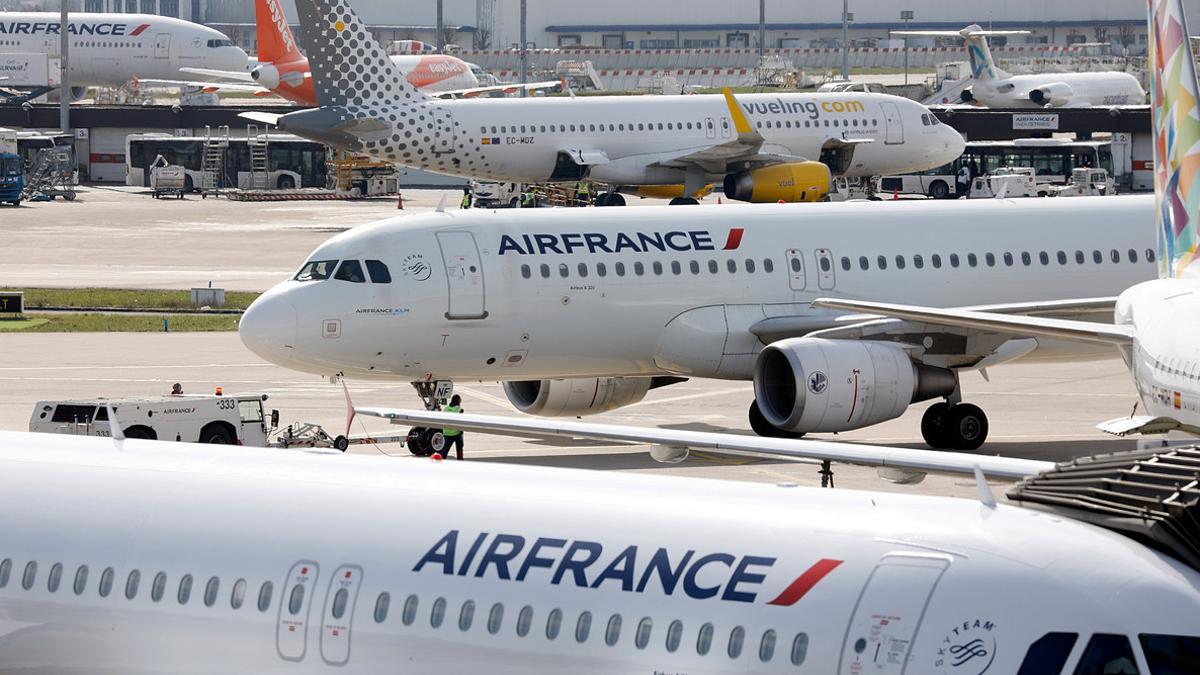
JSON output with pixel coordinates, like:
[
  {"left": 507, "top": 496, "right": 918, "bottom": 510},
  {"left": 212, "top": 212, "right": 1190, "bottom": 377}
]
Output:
[
  {"left": 920, "top": 401, "right": 989, "bottom": 450},
  {"left": 594, "top": 192, "right": 625, "bottom": 206}
]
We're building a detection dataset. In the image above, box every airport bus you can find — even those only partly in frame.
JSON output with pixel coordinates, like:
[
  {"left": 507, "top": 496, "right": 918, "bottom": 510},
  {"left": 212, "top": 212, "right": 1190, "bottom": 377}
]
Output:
[
  {"left": 125, "top": 133, "right": 327, "bottom": 191},
  {"left": 877, "top": 138, "right": 1133, "bottom": 199},
  {"left": 1, "top": 128, "right": 73, "bottom": 172}
]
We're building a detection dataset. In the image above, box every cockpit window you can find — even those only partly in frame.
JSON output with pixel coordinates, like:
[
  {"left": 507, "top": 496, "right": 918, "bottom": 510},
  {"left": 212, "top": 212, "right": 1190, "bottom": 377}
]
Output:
[
  {"left": 1016, "top": 632, "right": 1077, "bottom": 675},
  {"left": 366, "top": 260, "right": 392, "bottom": 283},
  {"left": 1139, "top": 634, "right": 1200, "bottom": 674},
  {"left": 206, "top": 39, "right": 234, "bottom": 48},
  {"left": 334, "top": 260, "right": 366, "bottom": 283},
  {"left": 1073, "top": 634, "right": 1140, "bottom": 675},
  {"left": 294, "top": 260, "right": 338, "bottom": 282}
]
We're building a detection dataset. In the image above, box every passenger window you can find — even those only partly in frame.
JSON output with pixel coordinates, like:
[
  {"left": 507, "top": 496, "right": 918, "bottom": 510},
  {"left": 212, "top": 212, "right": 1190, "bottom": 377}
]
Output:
[
  {"left": 605, "top": 614, "right": 622, "bottom": 647},
  {"left": 950, "top": 253, "right": 960, "bottom": 268},
  {"left": 0, "top": 558, "right": 10, "bottom": 588},
  {"left": 365, "top": 259, "right": 392, "bottom": 283},
  {"left": 177, "top": 573, "right": 193, "bottom": 604},
  {"left": 708, "top": 260, "right": 718, "bottom": 274},
  {"left": 334, "top": 260, "right": 366, "bottom": 283},
  {"left": 1076, "top": 250, "right": 1086, "bottom": 264},
  {"left": 666, "top": 620, "right": 684, "bottom": 652},
  {"left": 671, "top": 261, "right": 682, "bottom": 275},
  {"left": 231, "top": 579, "right": 246, "bottom": 609},
  {"left": 539, "top": 263, "right": 550, "bottom": 278},
  {"left": 1093, "top": 250, "right": 1103, "bottom": 264},
  {"left": 373, "top": 593, "right": 391, "bottom": 623},
  {"left": 257, "top": 581, "right": 273, "bottom": 612},
  {"left": 402, "top": 594, "right": 418, "bottom": 625},
  {"left": 546, "top": 608, "right": 563, "bottom": 640},
  {"left": 841, "top": 256, "right": 851, "bottom": 271},
  {"left": 74, "top": 565, "right": 89, "bottom": 595},
  {"left": 1057, "top": 251, "right": 1068, "bottom": 265},
  {"left": 727, "top": 259, "right": 737, "bottom": 273},
  {"left": 690, "top": 260, "right": 701, "bottom": 275},
  {"left": 575, "top": 611, "right": 593, "bottom": 643},
  {"left": 331, "top": 588, "right": 349, "bottom": 620},
  {"left": 1072, "top": 634, "right": 1139, "bottom": 675},
  {"left": 430, "top": 597, "right": 447, "bottom": 628},
  {"left": 697, "top": 622, "right": 714, "bottom": 655},
  {"left": 653, "top": 261, "right": 663, "bottom": 276},
  {"left": 615, "top": 262, "right": 625, "bottom": 276},
  {"left": 790, "top": 632, "right": 809, "bottom": 665},
  {"left": 21, "top": 561, "right": 36, "bottom": 590},
  {"left": 48, "top": 562, "right": 63, "bottom": 593},
  {"left": 635, "top": 262, "right": 645, "bottom": 276},
  {"left": 1128, "top": 249, "right": 1138, "bottom": 263},
  {"left": 985, "top": 252, "right": 996, "bottom": 267},
  {"left": 746, "top": 258, "right": 756, "bottom": 273},
  {"left": 1021, "top": 252, "right": 1032, "bottom": 266},
  {"left": 456, "top": 599, "right": 473, "bottom": 630},
  {"left": 859, "top": 256, "right": 869, "bottom": 270},
  {"left": 294, "top": 259, "right": 338, "bottom": 282},
  {"left": 968, "top": 253, "right": 978, "bottom": 267},
  {"left": 597, "top": 262, "right": 607, "bottom": 277},
  {"left": 125, "top": 569, "right": 140, "bottom": 600},
  {"left": 913, "top": 254, "right": 924, "bottom": 269},
  {"left": 577, "top": 262, "right": 588, "bottom": 278},
  {"left": 487, "top": 603, "right": 504, "bottom": 634},
  {"left": 287, "top": 583, "right": 304, "bottom": 615},
  {"left": 204, "top": 577, "right": 220, "bottom": 607},
  {"left": 728, "top": 626, "right": 746, "bottom": 658},
  {"left": 820, "top": 256, "right": 832, "bottom": 272},
  {"left": 1147, "top": 248, "right": 1156, "bottom": 262},
  {"left": 520, "top": 264, "right": 531, "bottom": 279},
  {"left": 895, "top": 255, "right": 906, "bottom": 270},
  {"left": 151, "top": 572, "right": 166, "bottom": 602},
  {"left": 877, "top": 255, "right": 888, "bottom": 270},
  {"left": 1111, "top": 249, "right": 1121, "bottom": 264},
  {"left": 558, "top": 263, "right": 569, "bottom": 278},
  {"left": 635, "top": 617, "right": 653, "bottom": 649},
  {"left": 1016, "top": 632, "right": 1078, "bottom": 675},
  {"left": 516, "top": 605, "right": 534, "bottom": 637},
  {"left": 100, "top": 567, "right": 115, "bottom": 598},
  {"left": 1039, "top": 251, "right": 1049, "bottom": 265},
  {"left": 932, "top": 254, "right": 942, "bottom": 268},
  {"left": 760, "top": 629, "right": 777, "bottom": 662},
  {"left": 1139, "top": 633, "right": 1200, "bottom": 673},
  {"left": 1004, "top": 252, "right": 1014, "bottom": 266},
  {"left": 763, "top": 258, "right": 774, "bottom": 273}
]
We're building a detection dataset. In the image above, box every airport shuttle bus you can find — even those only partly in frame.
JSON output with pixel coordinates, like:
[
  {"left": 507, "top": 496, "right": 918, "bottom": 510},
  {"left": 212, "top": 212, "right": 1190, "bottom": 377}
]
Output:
[{"left": 125, "top": 132, "right": 327, "bottom": 191}]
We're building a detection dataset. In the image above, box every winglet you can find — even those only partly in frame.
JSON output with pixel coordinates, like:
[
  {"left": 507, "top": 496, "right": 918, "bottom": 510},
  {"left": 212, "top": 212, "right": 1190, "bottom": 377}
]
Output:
[{"left": 722, "top": 87, "right": 759, "bottom": 139}]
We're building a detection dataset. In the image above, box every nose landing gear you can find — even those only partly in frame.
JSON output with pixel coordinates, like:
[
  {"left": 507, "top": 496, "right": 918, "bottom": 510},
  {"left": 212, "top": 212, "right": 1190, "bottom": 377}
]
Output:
[{"left": 406, "top": 380, "right": 454, "bottom": 456}]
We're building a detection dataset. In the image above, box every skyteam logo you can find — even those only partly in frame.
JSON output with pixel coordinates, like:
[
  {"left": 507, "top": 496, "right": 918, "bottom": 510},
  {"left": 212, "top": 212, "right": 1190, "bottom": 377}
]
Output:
[
  {"left": 0, "top": 21, "right": 149, "bottom": 36},
  {"left": 414, "top": 530, "right": 842, "bottom": 606},
  {"left": 499, "top": 228, "right": 744, "bottom": 255}
]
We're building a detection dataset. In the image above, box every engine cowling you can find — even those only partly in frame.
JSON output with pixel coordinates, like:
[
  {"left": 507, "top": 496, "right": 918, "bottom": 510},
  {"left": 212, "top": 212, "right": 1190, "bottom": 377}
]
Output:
[
  {"left": 752, "top": 338, "right": 957, "bottom": 434},
  {"left": 251, "top": 64, "right": 281, "bottom": 89},
  {"left": 959, "top": 87, "right": 974, "bottom": 103},
  {"left": 503, "top": 377, "right": 654, "bottom": 416},
  {"left": 1029, "top": 82, "right": 1074, "bottom": 107},
  {"left": 723, "top": 161, "right": 831, "bottom": 203}
]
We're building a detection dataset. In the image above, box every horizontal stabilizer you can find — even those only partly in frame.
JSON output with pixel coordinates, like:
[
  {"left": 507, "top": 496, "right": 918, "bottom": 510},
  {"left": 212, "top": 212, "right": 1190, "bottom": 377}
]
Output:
[
  {"left": 238, "top": 111, "right": 282, "bottom": 126},
  {"left": 179, "top": 67, "right": 255, "bottom": 83},
  {"left": 1097, "top": 416, "right": 1199, "bottom": 436}
]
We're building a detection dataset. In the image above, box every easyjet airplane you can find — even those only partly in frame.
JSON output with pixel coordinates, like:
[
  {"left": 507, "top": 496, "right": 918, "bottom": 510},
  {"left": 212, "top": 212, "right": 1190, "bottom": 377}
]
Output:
[
  {"left": 246, "top": 0, "right": 964, "bottom": 204},
  {"left": 1, "top": 414, "right": 1198, "bottom": 672}
]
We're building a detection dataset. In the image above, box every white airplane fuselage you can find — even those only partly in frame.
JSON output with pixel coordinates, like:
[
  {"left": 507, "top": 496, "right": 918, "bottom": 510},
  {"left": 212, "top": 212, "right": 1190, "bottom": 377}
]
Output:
[
  {"left": 972, "top": 70, "right": 1146, "bottom": 108},
  {"left": 0, "top": 430, "right": 1196, "bottom": 673},
  {"left": 0, "top": 12, "right": 248, "bottom": 88},
  {"left": 1115, "top": 277, "right": 1200, "bottom": 427},
  {"left": 240, "top": 196, "right": 1157, "bottom": 383}
]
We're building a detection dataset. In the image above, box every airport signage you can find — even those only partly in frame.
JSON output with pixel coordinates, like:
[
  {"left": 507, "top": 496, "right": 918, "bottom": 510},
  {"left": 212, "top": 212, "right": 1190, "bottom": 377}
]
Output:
[
  {"left": 1012, "top": 113, "right": 1059, "bottom": 131},
  {"left": 0, "top": 292, "right": 24, "bottom": 316}
]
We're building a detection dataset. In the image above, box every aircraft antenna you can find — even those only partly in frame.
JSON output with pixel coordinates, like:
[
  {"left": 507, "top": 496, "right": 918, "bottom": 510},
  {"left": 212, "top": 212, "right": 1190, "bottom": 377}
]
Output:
[
  {"left": 974, "top": 465, "right": 997, "bottom": 508},
  {"left": 106, "top": 404, "right": 125, "bottom": 442},
  {"left": 435, "top": 193, "right": 448, "bottom": 212}
]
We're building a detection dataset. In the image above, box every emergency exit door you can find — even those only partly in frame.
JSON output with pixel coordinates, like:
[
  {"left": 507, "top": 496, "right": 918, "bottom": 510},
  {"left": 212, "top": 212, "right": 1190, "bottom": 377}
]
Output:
[
  {"left": 437, "top": 231, "right": 488, "bottom": 320},
  {"left": 838, "top": 554, "right": 950, "bottom": 674},
  {"left": 815, "top": 248, "right": 836, "bottom": 290},
  {"left": 154, "top": 33, "right": 171, "bottom": 59},
  {"left": 786, "top": 249, "right": 806, "bottom": 291},
  {"left": 320, "top": 565, "right": 363, "bottom": 666},
  {"left": 277, "top": 561, "right": 320, "bottom": 662},
  {"left": 705, "top": 117, "right": 717, "bottom": 139},
  {"left": 880, "top": 101, "right": 904, "bottom": 145}
]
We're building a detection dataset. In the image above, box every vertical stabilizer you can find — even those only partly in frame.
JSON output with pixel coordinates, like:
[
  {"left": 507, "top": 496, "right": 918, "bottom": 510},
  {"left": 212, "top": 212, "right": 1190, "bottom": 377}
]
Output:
[
  {"left": 255, "top": 0, "right": 304, "bottom": 63},
  {"left": 291, "top": 0, "right": 430, "bottom": 108},
  {"left": 962, "top": 25, "right": 1006, "bottom": 81},
  {"left": 1150, "top": 0, "right": 1200, "bottom": 278}
]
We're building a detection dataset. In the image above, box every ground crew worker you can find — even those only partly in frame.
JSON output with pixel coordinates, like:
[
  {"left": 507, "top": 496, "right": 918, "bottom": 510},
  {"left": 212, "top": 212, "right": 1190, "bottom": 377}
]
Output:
[
  {"left": 441, "top": 394, "right": 465, "bottom": 460},
  {"left": 575, "top": 181, "right": 591, "bottom": 206},
  {"left": 460, "top": 187, "right": 472, "bottom": 209},
  {"left": 956, "top": 164, "right": 971, "bottom": 198},
  {"left": 520, "top": 190, "right": 537, "bottom": 208}
]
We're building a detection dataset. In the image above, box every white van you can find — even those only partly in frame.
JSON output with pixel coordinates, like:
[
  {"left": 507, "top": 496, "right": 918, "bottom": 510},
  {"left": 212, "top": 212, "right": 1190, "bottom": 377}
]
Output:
[{"left": 30, "top": 394, "right": 274, "bottom": 445}]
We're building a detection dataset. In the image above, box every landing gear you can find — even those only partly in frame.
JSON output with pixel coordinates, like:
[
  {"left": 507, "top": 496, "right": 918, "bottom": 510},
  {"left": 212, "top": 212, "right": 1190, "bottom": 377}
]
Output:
[
  {"left": 920, "top": 401, "right": 989, "bottom": 450},
  {"left": 406, "top": 426, "right": 436, "bottom": 456},
  {"left": 595, "top": 192, "right": 625, "bottom": 206},
  {"left": 668, "top": 197, "right": 699, "bottom": 205},
  {"left": 748, "top": 400, "right": 805, "bottom": 439},
  {"left": 406, "top": 380, "right": 455, "bottom": 456}
]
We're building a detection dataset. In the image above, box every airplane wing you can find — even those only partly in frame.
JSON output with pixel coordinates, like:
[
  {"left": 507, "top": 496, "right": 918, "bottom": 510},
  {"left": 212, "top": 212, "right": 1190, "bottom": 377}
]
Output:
[
  {"left": 239, "top": 111, "right": 284, "bottom": 126},
  {"left": 354, "top": 407, "right": 1054, "bottom": 480},
  {"left": 433, "top": 80, "right": 561, "bottom": 99},
  {"left": 136, "top": 78, "right": 275, "bottom": 96},
  {"left": 179, "top": 66, "right": 255, "bottom": 83}
]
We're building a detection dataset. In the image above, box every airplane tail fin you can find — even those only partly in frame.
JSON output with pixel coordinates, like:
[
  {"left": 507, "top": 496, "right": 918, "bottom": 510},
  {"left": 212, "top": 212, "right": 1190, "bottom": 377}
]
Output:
[
  {"left": 255, "top": 0, "right": 303, "bottom": 63},
  {"left": 1150, "top": 0, "right": 1200, "bottom": 278},
  {"left": 961, "top": 25, "right": 1008, "bottom": 81},
  {"left": 291, "top": 0, "right": 430, "bottom": 108}
]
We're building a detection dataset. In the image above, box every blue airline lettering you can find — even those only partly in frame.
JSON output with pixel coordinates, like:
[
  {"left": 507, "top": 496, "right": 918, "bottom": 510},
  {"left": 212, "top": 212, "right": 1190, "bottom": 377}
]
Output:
[
  {"left": 498, "top": 231, "right": 718, "bottom": 255},
  {"left": 0, "top": 22, "right": 131, "bottom": 36}
]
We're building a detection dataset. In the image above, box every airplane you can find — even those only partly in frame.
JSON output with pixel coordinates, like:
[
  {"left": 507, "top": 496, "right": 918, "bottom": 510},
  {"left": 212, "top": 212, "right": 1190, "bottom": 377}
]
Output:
[
  {"left": 893, "top": 24, "right": 1146, "bottom": 108},
  {"left": 0, "top": 12, "right": 248, "bottom": 102},
  {"left": 239, "top": 193, "right": 1158, "bottom": 453},
  {"left": 243, "top": 0, "right": 965, "bottom": 204},
  {"left": 813, "top": 0, "right": 1200, "bottom": 446},
  {"left": 2, "top": 409, "right": 1199, "bottom": 672},
  {"left": 140, "top": 0, "right": 556, "bottom": 104}
]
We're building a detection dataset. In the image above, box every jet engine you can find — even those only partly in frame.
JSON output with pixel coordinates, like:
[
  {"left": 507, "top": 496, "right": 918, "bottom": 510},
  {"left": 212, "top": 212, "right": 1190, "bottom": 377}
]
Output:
[
  {"left": 960, "top": 87, "right": 974, "bottom": 103},
  {"left": 251, "top": 64, "right": 281, "bottom": 89},
  {"left": 752, "top": 338, "right": 957, "bottom": 434},
  {"left": 723, "top": 161, "right": 831, "bottom": 203},
  {"left": 68, "top": 86, "right": 88, "bottom": 102},
  {"left": 1029, "top": 82, "right": 1074, "bottom": 107},
  {"left": 504, "top": 377, "right": 669, "bottom": 416}
]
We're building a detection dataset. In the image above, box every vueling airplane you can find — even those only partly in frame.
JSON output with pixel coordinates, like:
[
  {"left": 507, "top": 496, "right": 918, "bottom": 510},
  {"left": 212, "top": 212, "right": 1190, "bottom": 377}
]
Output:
[
  {"left": 2, "top": 410, "right": 1199, "bottom": 672},
  {"left": 0, "top": 12, "right": 248, "bottom": 101},
  {"left": 817, "top": 0, "right": 1200, "bottom": 447},
  {"left": 243, "top": 0, "right": 964, "bottom": 204},
  {"left": 894, "top": 24, "right": 1145, "bottom": 108}
]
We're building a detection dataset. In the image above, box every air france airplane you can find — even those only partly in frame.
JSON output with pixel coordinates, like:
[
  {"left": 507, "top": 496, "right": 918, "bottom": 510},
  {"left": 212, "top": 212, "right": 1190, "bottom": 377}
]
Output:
[
  {"left": 239, "top": 194, "right": 1157, "bottom": 452},
  {"left": 894, "top": 24, "right": 1145, "bottom": 108},
  {"left": 1, "top": 423, "right": 1198, "bottom": 673},
  {"left": 817, "top": 0, "right": 1200, "bottom": 445},
  {"left": 0, "top": 12, "right": 248, "bottom": 100},
  {"left": 244, "top": 0, "right": 964, "bottom": 204}
]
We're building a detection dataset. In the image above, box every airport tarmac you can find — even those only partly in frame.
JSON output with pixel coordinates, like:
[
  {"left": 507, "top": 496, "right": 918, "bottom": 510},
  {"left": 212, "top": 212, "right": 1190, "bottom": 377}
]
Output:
[{"left": 0, "top": 331, "right": 1141, "bottom": 500}]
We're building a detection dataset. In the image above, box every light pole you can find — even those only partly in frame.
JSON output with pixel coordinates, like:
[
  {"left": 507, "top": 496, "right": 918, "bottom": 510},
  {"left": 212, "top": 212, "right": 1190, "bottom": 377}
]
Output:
[
  {"left": 59, "top": 1, "right": 69, "bottom": 134},
  {"left": 841, "top": 4, "right": 852, "bottom": 81},
  {"left": 519, "top": 0, "right": 527, "bottom": 97},
  {"left": 901, "top": 10, "right": 913, "bottom": 85},
  {"left": 758, "top": 0, "right": 765, "bottom": 60}
]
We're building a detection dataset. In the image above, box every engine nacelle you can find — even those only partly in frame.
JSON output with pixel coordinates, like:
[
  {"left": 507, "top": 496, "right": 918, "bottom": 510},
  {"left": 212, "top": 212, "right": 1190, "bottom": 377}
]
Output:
[
  {"left": 251, "top": 64, "right": 281, "bottom": 90},
  {"left": 959, "top": 87, "right": 974, "bottom": 103},
  {"left": 753, "top": 338, "right": 957, "bottom": 434},
  {"left": 1029, "top": 82, "right": 1074, "bottom": 107},
  {"left": 68, "top": 86, "right": 88, "bottom": 102},
  {"left": 723, "top": 161, "right": 831, "bottom": 203},
  {"left": 503, "top": 377, "right": 653, "bottom": 416}
]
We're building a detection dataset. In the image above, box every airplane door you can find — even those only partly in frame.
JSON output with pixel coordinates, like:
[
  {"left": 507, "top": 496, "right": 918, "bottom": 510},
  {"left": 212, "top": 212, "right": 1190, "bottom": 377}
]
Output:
[
  {"left": 838, "top": 554, "right": 950, "bottom": 674},
  {"left": 436, "top": 231, "right": 488, "bottom": 320},
  {"left": 786, "top": 249, "right": 807, "bottom": 291},
  {"left": 154, "top": 33, "right": 171, "bottom": 59},
  {"left": 319, "top": 565, "right": 363, "bottom": 666},
  {"left": 815, "top": 248, "right": 836, "bottom": 290},
  {"left": 705, "top": 117, "right": 717, "bottom": 139},
  {"left": 277, "top": 561, "right": 320, "bottom": 662},
  {"left": 880, "top": 102, "right": 903, "bottom": 145},
  {"left": 433, "top": 107, "right": 456, "bottom": 154}
]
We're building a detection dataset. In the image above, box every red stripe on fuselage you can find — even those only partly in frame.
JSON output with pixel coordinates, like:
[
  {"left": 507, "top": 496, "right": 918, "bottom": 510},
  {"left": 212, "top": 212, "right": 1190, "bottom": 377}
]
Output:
[
  {"left": 130, "top": 23, "right": 150, "bottom": 36},
  {"left": 723, "top": 228, "right": 744, "bottom": 250},
  {"left": 767, "top": 558, "right": 843, "bottom": 606}
]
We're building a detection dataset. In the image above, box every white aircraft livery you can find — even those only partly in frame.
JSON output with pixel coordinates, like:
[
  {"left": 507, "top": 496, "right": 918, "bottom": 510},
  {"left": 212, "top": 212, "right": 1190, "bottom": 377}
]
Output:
[
  {"left": 240, "top": 195, "right": 1157, "bottom": 450},
  {"left": 251, "top": 0, "right": 964, "bottom": 204},
  {"left": 0, "top": 428, "right": 1198, "bottom": 673},
  {"left": 815, "top": 0, "right": 1200, "bottom": 444},
  {"left": 895, "top": 24, "right": 1146, "bottom": 108},
  {"left": 0, "top": 12, "right": 248, "bottom": 98}
]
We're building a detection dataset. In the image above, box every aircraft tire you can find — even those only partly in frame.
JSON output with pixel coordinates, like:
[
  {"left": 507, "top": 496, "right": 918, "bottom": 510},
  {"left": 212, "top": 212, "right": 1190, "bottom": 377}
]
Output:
[
  {"left": 948, "top": 404, "right": 989, "bottom": 450},
  {"left": 668, "top": 197, "right": 699, "bottom": 205},
  {"left": 406, "top": 426, "right": 435, "bottom": 456},
  {"left": 920, "top": 402, "right": 953, "bottom": 449}
]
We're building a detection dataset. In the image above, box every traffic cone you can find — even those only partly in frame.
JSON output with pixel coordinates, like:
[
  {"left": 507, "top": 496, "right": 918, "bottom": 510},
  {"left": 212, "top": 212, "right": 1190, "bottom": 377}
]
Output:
[
  {"left": 431, "top": 452, "right": 443, "bottom": 461},
  {"left": 893, "top": 189, "right": 899, "bottom": 200},
  {"left": 396, "top": 193, "right": 404, "bottom": 209},
  {"left": 717, "top": 196, "right": 722, "bottom": 204}
]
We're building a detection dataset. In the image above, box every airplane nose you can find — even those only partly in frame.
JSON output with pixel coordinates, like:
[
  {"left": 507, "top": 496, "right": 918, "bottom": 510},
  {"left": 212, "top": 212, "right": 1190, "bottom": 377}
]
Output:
[
  {"left": 943, "top": 127, "right": 966, "bottom": 160},
  {"left": 239, "top": 292, "right": 298, "bottom": 366}
]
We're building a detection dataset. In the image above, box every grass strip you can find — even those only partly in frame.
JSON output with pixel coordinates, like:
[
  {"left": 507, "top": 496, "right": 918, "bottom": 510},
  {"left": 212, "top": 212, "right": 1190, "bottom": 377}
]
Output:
[
  {"left": 0, "top": 313, "right": 238, "bottom": 333},
  {"left": 12, "top": 288, "right": 260, "bottom": 311}
]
